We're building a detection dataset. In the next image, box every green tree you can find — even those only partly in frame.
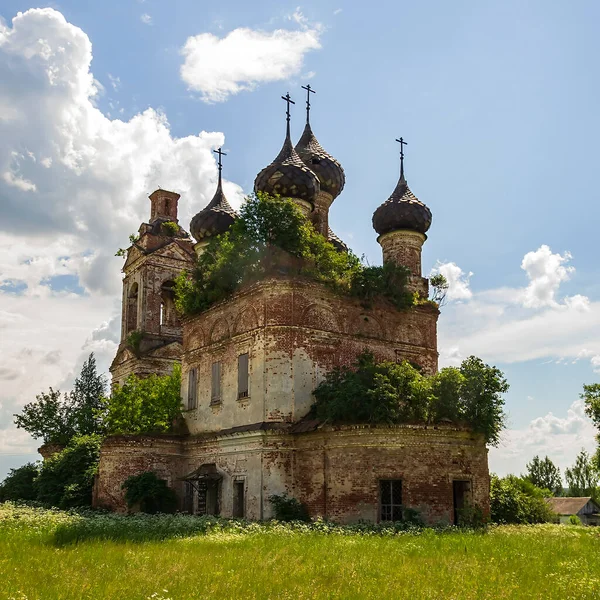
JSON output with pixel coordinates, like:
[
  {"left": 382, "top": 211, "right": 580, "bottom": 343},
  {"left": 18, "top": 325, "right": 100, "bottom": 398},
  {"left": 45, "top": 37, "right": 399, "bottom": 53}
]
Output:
[
  {"left": 0, "top": 463, "right": 39, "bottom": 502},
  {"left": 70, "top": 353, "right": 107, "bottom": 435},
  {"left": 34, "top": 435, "right": 102, "bottom": 508},
  {"left": 103, "top": 364, "right": 182, "bottom": 435},
  {"left": 490, "top": 474, "right": 556, "bottom": 524},
  {"left": 14, "top": 353, "right": 107, "bottom": 444},
  {"left": 565, "top": 449, "right": 599, "bottom": 499},
  {"left": 14, "top": 388, "right": 76, "bottom": 444},
  {"left": 524, "top": 455, "right": 562, "bottom": 496}
]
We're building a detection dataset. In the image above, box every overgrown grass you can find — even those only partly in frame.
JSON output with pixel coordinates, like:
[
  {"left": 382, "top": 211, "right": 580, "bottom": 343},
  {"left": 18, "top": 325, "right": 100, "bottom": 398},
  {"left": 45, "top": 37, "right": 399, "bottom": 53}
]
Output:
[{"left": 1, "top": 503, "right": 599, "bottom": 599}]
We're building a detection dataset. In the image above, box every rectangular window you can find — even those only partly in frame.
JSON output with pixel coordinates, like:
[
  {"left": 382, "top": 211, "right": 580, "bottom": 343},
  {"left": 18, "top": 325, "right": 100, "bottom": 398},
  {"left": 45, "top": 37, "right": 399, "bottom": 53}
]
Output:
[
  {"left": 379, "top": 480, "right": 403, "bottom": 522},
  {"left": 238, "top": 353, "right": 249, "bottom": 399},
  {"left": 187, "top": 368, "right": 197, "bottom": 410},
  {"left": 233, "top": 480, "right": 245, "bottom": 518},
  {"left": 211, "top": 361, "right": 222, "bottom": 404},
  {"left": 183, "top": 481, "right": 194, "bottom": 514}
]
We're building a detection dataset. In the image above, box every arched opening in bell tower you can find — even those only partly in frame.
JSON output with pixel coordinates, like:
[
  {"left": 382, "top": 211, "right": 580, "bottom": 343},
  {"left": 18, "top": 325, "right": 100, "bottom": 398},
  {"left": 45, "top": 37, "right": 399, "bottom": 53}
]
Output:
[
  {"left": 126, "top": 283, "right": 139, "bottom": 334},
  {"left": 160, "top": 280, "right": 179, "bottom": 328}
]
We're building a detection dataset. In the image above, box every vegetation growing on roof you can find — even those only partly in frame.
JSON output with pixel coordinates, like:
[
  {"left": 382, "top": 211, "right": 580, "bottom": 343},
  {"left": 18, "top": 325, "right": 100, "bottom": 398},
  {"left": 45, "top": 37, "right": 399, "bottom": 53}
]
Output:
[
  {"left": 175, "top": 193, "right": 419, "bottom": 316},
  {"left": 312, "top": 352, "right": 508, "bottom": 446}
]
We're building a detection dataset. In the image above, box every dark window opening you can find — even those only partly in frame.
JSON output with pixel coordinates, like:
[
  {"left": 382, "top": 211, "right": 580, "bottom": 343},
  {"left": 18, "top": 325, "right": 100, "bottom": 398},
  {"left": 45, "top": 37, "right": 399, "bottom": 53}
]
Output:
[
  {"left": 380, "top": 480, "right": 403, "bottom": 522},
  {"left": 160, "top": 280, "right": 179, "bottom": 328},
  {"left": 126, "top": 283, "right": 139, "bottom": 334},
  {"left": 187, "top": 368, "right": 197, "bottom": 410},
  {"left": 164, "top": 198, "right": 171, "bottom": 214},
  {"left": 453, "top": 480, "right": 471, "bottom": 525},
  {"left": 233, "top": 481, "right": 245, "bottom": 518},
  {"left": 238, "top": 353, "right": 249, "bottom": 399},
  {"left": 211, "top": 361, "right": 222, "bottom": 404}
]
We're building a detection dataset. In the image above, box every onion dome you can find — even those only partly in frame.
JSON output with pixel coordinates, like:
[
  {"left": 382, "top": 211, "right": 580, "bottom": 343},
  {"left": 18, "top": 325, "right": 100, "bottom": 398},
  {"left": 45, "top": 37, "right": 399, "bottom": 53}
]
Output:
[
  {"left": 295, "top": 85, "right": 345, "bottom": 199},
  {"left": 254, "top": 93, "right": 320, "bottom": 205},
  {"left": 327, "top": 227, "right": 348, "bottom": 252},
  {"left": 372, "top": 138, "right": 432, "bottom": 236},
  {"left": 190, "top": 148, "right": 237, "bottom": 242}
]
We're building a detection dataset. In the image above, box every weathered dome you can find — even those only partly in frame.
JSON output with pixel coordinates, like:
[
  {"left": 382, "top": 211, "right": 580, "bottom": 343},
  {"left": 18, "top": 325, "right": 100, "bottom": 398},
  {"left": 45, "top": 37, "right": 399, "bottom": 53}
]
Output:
[
  {"left": 372, "top": 175, "right": 432, "bottom": 236},
  {"left": 295, "top": 123, "right": 345, "bottom": 199},
  {"left": 254, "top": 125, "right": 320, "bottom": 205},
  {"left": 190, "top": 179, "right": 237, "bottom": 243}
]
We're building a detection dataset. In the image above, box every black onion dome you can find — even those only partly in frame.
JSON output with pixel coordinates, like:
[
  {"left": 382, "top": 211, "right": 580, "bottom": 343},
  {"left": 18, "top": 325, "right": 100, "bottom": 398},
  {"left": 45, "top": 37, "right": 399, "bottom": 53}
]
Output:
[
  {"left": 190, "top": 179, "right": 237, "bottom": 242},
  {"left": 327, "top": 227, "right": 348, "bottom": 252},
  {"left": 295, "top": 123, "right": 345, "bottom": 199},
  {"left": 254, "top": 129, "right": 320, "bottom": 204},
  {"left": 372, "top": 175, "right": 432, "bottom": 236}
]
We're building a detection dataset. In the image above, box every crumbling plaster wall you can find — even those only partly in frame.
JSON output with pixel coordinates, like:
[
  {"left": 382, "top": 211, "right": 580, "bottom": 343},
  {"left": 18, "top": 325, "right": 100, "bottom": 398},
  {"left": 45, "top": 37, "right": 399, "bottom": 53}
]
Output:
[{"left": 181, "top": 277, "right": 439, "bottom": 434}]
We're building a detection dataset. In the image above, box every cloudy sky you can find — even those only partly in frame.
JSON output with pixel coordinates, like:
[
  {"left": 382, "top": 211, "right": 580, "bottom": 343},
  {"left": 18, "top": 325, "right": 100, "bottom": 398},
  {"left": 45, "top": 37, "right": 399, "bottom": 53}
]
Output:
[{"left": 1, "top": 0, "right": 599, "bottom": 480}]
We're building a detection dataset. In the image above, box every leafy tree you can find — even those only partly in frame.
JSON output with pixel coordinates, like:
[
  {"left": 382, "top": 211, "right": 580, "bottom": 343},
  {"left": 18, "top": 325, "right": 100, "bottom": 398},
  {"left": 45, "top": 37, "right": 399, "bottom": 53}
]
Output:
[
  {"left": 565, "top": 449, "right": 599, "bottom": 500},
  {"left": 313, "top": 352, "right": 508, "bottom": 446},
  {"left": 14, "top": 388, "right": 76, "bottom": 445},
  {"left": 70, "top": 353, "right": 107, "bottom": 436},
  {"left": 0, "top": 463, "right": 39, "bottom": 502},
  {"left": 34, "top": 435, "right": 102, "bottom": 508},
  {"left": 524, "top": 455, "right": 562, "bottom": 496},
  {"left": 14, "top": 353, "right": 107, "bottom": 444},
  {"left": 490, "top": 474, "right": 556, "bottom": 524},
  {"left": 103, "top": 364, "right": 182, "bottom": 435},
  {"left": 430, "top": 273, "right": 449, "bottom": 306},
  {"left": 122, "top": 472, "right": 177, "bottom": 514}
]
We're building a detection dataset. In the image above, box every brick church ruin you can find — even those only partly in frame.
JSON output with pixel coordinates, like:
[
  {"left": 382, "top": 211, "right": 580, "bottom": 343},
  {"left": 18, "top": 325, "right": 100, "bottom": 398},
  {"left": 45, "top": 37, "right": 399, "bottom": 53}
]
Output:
[{"left": 97, "top": 90, "right": 490, "bottom": 524}]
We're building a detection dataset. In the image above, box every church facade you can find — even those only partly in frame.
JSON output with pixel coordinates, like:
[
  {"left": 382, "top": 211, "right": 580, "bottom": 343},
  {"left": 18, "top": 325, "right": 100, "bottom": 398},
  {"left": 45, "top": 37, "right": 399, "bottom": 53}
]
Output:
[{"left": 97, "top": 92, "right": 489, "bottom": 524}]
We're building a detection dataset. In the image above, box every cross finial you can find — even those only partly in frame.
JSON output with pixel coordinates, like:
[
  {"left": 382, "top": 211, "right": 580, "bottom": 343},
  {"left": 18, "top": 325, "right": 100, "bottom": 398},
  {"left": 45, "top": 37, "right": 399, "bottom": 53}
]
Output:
[
  {"left": 395, "top": 137, "right": 407, "bottom": 181},
  {"left": 301, "top": 84, "right": 316, "bottom": 124},
  {"left": 213, "top": 147, "right": 226, "bottom": 186},
  {"left": 281, "top": 92, "right": 295, "bottom": 131}
]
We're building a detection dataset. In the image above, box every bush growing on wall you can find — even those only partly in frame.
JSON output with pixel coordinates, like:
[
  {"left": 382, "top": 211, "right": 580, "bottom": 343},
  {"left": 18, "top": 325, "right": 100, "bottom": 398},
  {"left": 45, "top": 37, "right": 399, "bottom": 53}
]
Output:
[
  {"left": 175, "top": 193, "right": 416, "bottom": 316},
  {"left": 313, "top": 352, "right": 508, "bottom": 446}
]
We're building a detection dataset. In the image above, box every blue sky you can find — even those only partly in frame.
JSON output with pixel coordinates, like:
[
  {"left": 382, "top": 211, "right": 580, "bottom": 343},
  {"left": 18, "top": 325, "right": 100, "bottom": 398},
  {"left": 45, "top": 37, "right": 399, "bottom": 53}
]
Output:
[{"left": 1, "top": 0, "right": 599, "bottom": 479}]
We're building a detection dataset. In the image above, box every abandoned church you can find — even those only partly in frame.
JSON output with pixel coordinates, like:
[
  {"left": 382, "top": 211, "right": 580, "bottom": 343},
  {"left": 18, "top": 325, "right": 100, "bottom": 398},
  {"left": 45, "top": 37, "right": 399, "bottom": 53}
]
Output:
[{"left": 95, "top": 90, "right": 490, "bottom": 524}]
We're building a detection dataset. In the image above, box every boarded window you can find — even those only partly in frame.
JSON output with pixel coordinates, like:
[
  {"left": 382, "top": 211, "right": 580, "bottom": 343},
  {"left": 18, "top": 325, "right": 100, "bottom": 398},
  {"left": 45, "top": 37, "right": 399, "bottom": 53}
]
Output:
[
  {"left": 238, "top": 353, "right": 249, "bottom": 399},
  {"left": 187, "top": 368, "right": 197, "bottom": 410},
  {"left": 183, "top": 482, "right": 194, "bottom": 514},
  {"left": 380, "top": 480, "right": 403, "bottom": 522},
  {"left": 233, "top": 481, "right": 245, "bottom": 518},
  {"left": 211, "top": 362, "right": 222, "bottom": 404}
]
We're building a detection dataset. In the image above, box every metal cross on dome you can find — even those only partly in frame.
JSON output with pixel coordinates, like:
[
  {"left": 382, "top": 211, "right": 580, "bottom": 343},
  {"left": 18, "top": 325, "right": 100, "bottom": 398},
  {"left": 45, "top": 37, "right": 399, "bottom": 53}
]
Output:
[
  {"left": 395, "top": 136, "right": 407, "bottom": 179},
  {"left": 213, "top": 147, "right": 226, "bottom": 174},
  {"left": 281, "top": 92, "right": 295, "bottom": 124},
  {"left": 301, "top": 84, "right": 316, "bottom": 122}
]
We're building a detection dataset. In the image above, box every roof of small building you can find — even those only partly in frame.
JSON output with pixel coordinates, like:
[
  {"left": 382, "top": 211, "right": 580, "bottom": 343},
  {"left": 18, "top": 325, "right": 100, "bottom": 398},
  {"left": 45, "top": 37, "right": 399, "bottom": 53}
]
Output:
[{"left": 545, "top": 496, "right": 599, "bottom": 515}]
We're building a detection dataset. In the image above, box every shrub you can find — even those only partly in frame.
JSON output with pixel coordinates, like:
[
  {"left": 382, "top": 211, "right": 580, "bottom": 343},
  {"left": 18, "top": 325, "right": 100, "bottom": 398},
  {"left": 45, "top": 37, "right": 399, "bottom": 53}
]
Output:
[
  {"left": 0, "top": 463, "right": 39, "bottom": 502},
  {"left": 34, "top": 435, "right": 102, "bottom": 509},
  {"left": 313, "top": 352, "right": 508, "bottom": 445},
  {"left": 103, "top": 364, "right": 181, "bottom": 435},
  {"left": 122, "top": 472, "right": 177, "bottom": 514},
  {"left": 161, "top": 221, "right": 179, "bottom": 236},
  {"left": 490, "top": 475, "right": 556, "bottom": 524},
  {"left": 568, "top": 514, "right": 582, "bottom": 525},
  {"left": 268, "top": 493, "right": 310, "bottom": 522},
  {"left": 175, "top": 193, "right": 416, "bottom": 316}
]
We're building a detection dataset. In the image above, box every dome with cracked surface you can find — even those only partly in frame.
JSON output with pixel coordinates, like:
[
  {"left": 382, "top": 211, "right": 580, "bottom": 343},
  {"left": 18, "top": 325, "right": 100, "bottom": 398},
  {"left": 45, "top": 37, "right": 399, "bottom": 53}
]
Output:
[
  {"left": 295, "top": 123, "right": 345, "bottom": 200},
  {"left": 254, "top": 129, "right": 320, "bottom": 205},
  {"left": 190, "top": 180, "right": 237, "bottom": 243},
  {"left": 372, "top": 175, "right": 432, "bottom": 236}
]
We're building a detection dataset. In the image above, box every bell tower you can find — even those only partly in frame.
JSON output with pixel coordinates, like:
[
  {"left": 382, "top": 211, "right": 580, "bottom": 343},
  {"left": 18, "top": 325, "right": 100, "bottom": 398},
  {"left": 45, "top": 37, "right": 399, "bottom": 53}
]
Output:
[{"left": 110, "top": 188, "right": 195, "bottom": 386}]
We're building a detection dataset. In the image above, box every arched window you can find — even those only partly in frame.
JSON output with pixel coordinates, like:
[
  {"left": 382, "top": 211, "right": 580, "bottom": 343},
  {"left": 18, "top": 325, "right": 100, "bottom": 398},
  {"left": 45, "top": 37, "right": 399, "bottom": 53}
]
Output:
[
  {"left": 126, "top": 282, "right": 139, "bottom": 334},
  {"left": 160, "top": 280, "right": 179, "bottom": 328}
]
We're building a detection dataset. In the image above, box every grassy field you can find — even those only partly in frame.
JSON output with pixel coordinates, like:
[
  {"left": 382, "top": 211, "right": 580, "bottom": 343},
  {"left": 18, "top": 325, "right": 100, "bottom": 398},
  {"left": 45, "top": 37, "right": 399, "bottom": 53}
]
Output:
[{"left": 1, "top": 504, "right": 599, "bottom": 600}]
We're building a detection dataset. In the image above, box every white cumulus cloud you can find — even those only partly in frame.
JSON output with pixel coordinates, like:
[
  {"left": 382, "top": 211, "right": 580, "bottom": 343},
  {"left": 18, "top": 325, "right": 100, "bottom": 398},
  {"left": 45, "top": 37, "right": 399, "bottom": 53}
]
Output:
[
  {"left": 180, "top": 16, "right": 322, "bottom": 103},
  {"left": 430, "top": 261, "right": 473, "bottom": 301}
]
